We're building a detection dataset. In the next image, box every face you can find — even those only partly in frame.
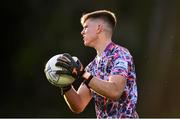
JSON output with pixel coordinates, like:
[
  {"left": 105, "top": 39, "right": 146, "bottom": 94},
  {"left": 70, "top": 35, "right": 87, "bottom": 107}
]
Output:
[{"left": 81, "top": 19, "right": 99, "bottom": 47}]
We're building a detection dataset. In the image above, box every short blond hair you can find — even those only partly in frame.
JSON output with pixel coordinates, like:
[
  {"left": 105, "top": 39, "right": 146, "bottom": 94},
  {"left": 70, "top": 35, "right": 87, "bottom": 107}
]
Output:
[{"left": 81, "top": 10, "right": 117, "bottom": 31}]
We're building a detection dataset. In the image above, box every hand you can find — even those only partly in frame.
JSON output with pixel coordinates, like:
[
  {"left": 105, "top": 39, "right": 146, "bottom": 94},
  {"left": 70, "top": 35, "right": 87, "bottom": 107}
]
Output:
[
  {"left": 55, "top": 53, "right": 93, "bottom": 89},
  {"left": 55, "top": 53, "right": 84, "bottom": 79}
]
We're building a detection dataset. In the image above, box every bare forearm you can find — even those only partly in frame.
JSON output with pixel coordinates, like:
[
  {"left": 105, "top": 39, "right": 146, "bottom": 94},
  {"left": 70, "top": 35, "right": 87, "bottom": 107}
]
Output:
[
  {"left": 88, "top": 76, "right": 126, "bottom": 100},
  {"left": 63, "top": 87, "right": 83, "bottom": 113},
  {"left": 63, "top": 85, "right": 92, "bottom": 113}
]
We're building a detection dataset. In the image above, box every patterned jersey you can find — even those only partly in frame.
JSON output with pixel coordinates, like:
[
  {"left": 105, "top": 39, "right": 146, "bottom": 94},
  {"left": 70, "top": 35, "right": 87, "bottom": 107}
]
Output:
[{"left": 85, "top": 42, "right": 138, "bottom": 118}]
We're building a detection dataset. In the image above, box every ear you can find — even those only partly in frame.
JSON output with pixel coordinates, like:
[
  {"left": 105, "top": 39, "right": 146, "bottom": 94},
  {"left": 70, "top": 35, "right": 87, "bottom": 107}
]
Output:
[{"left": 96, "top": 24, "right": 103, "bottom": 34}]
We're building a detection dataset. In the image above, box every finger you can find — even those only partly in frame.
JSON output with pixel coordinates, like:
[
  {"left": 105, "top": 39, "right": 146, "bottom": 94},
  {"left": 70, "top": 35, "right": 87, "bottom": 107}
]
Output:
[
  {"left": 56, "top": 58, "right": 71, "bottom": 66},
  {"left": 57, "top": 55, "right": 70, "bottom": 63},
  {"left": 55, "top": 70, "right": 71, "bottom": 75},
  {"left": 55, "top": 62, "right": 72, "bottom": 71},
  {"left": 61, "top": 55, "right": 72, "bottom": 63},
  {"left": 63, "top": 53, "right": 76, "bottom": 64},
  {"left": 63, "top": 54, "right": 79, "bottom": 69}
]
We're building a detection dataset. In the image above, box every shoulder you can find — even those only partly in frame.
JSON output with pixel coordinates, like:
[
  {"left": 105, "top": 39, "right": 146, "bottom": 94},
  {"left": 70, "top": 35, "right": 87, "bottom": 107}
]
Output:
[
  {"left": 114, "top": 43, "right": 130, "bottom": 55},
  {"left": 107, "top": 42, "right": 132, "bottom": 60}
]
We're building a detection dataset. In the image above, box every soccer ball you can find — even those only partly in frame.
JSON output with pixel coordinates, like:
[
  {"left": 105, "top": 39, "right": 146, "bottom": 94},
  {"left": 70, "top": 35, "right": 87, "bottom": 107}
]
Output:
[{"left": 44, "top": 54, "right": 76, "bottom": 88}]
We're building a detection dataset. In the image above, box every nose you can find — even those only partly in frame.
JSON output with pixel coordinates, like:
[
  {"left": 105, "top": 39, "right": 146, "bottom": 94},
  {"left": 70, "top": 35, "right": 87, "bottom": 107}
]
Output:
[{"left": 81, "top": 29, "right": 84, "bottom": 35}]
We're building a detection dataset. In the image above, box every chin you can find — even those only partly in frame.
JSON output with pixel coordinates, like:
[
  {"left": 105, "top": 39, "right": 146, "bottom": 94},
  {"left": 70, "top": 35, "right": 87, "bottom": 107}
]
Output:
[
  {"left": 83, "top": 38, "right": 94, "bottom": 47},
  {"left": 84, "top": 41, "right": 92, "bottom": 47},
  {"left": 84, "top": 42, "right": 89, "bottom": 46}
]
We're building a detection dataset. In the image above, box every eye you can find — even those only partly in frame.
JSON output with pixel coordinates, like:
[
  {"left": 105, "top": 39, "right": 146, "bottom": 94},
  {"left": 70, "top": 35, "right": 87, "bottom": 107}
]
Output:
[{"left": 84, "top": 25, "right": 88, "bottom": 29}]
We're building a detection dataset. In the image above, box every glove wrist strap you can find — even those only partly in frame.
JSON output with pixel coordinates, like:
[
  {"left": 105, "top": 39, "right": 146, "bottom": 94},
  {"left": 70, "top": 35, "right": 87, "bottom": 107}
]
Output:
[
  {"left": 83, "top": 75, "right": 93, "bottom": 89},
  {"left": 61, "top": 85, "right": 72, "bottom": 95}
]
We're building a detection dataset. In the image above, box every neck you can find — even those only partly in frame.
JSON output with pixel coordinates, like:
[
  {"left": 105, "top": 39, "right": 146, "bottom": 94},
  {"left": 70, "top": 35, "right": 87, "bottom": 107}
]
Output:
[{"left": 95, "top": 39, "right": 111, "bottom": 56}]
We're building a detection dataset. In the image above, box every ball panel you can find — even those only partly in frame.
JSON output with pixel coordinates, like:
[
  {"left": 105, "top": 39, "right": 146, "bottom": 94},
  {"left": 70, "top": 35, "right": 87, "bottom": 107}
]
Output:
[
  {"left": 58, "top": 74, "right": 75, "bottom": 87},
  {"left": 44, "top": 54, "right": 75, "bottom": 88},
  {"left": 58, "top": 74, "right": 75, "bottom": 84}
]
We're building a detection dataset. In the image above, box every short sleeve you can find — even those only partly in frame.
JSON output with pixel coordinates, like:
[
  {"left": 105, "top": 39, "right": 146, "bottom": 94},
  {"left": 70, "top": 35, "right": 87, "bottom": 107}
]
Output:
[{"left": 110, "top": 53, "right": 129, "bottom": 78}]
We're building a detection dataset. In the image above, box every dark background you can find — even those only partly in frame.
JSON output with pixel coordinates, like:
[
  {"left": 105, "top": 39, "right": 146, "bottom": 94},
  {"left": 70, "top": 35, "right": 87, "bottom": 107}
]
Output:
[{"left": 1, "top": 0, "right": 180, "bottom": 118}]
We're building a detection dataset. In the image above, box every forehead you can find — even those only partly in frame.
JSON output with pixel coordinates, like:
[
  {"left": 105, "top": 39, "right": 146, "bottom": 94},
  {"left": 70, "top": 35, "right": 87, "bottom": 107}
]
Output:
[{"left": 83, "top": 18, "right": 101, "bottom": 27}]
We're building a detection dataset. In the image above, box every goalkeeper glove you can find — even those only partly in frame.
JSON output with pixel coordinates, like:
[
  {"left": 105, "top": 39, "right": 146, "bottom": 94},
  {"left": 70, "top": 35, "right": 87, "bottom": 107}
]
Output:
[
  {"left": 55, "top": 53, "right": 84, "bottom": 79},
  {"left": 55, "top": 53, "right": 93, "bottom": 89}
]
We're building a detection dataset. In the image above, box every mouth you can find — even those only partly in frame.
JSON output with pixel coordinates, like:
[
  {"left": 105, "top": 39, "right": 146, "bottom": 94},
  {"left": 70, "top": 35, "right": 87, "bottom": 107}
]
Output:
[
  {"left": 82, "top": 37, "right": 87, "bottom": 43},
  {"left": 82, "top": 35, "right": 86, "bottom": 40}
]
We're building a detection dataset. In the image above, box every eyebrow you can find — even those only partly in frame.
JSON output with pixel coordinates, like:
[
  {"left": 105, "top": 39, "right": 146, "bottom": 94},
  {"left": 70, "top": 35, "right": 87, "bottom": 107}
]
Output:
[{"left": 83, "top": 23, "right": 88, "bottom": 28}]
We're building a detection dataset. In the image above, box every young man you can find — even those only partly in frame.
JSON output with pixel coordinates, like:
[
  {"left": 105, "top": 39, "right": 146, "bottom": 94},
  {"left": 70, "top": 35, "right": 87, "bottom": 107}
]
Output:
[{"left": 56, "top": 10, "right": 138, "bottom": 118}]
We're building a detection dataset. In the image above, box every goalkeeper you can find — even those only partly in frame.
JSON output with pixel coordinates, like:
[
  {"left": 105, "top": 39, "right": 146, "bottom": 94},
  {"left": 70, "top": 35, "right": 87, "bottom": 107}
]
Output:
[{"left": 55, "top": 10, "right": 139, "bottom": 118}]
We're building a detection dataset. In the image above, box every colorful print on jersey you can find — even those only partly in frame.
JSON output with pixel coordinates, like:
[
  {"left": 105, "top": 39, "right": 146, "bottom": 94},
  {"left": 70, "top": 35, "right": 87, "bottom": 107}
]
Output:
[{"left": 85, "top": 42, "right": 138, "bottom": 118}]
